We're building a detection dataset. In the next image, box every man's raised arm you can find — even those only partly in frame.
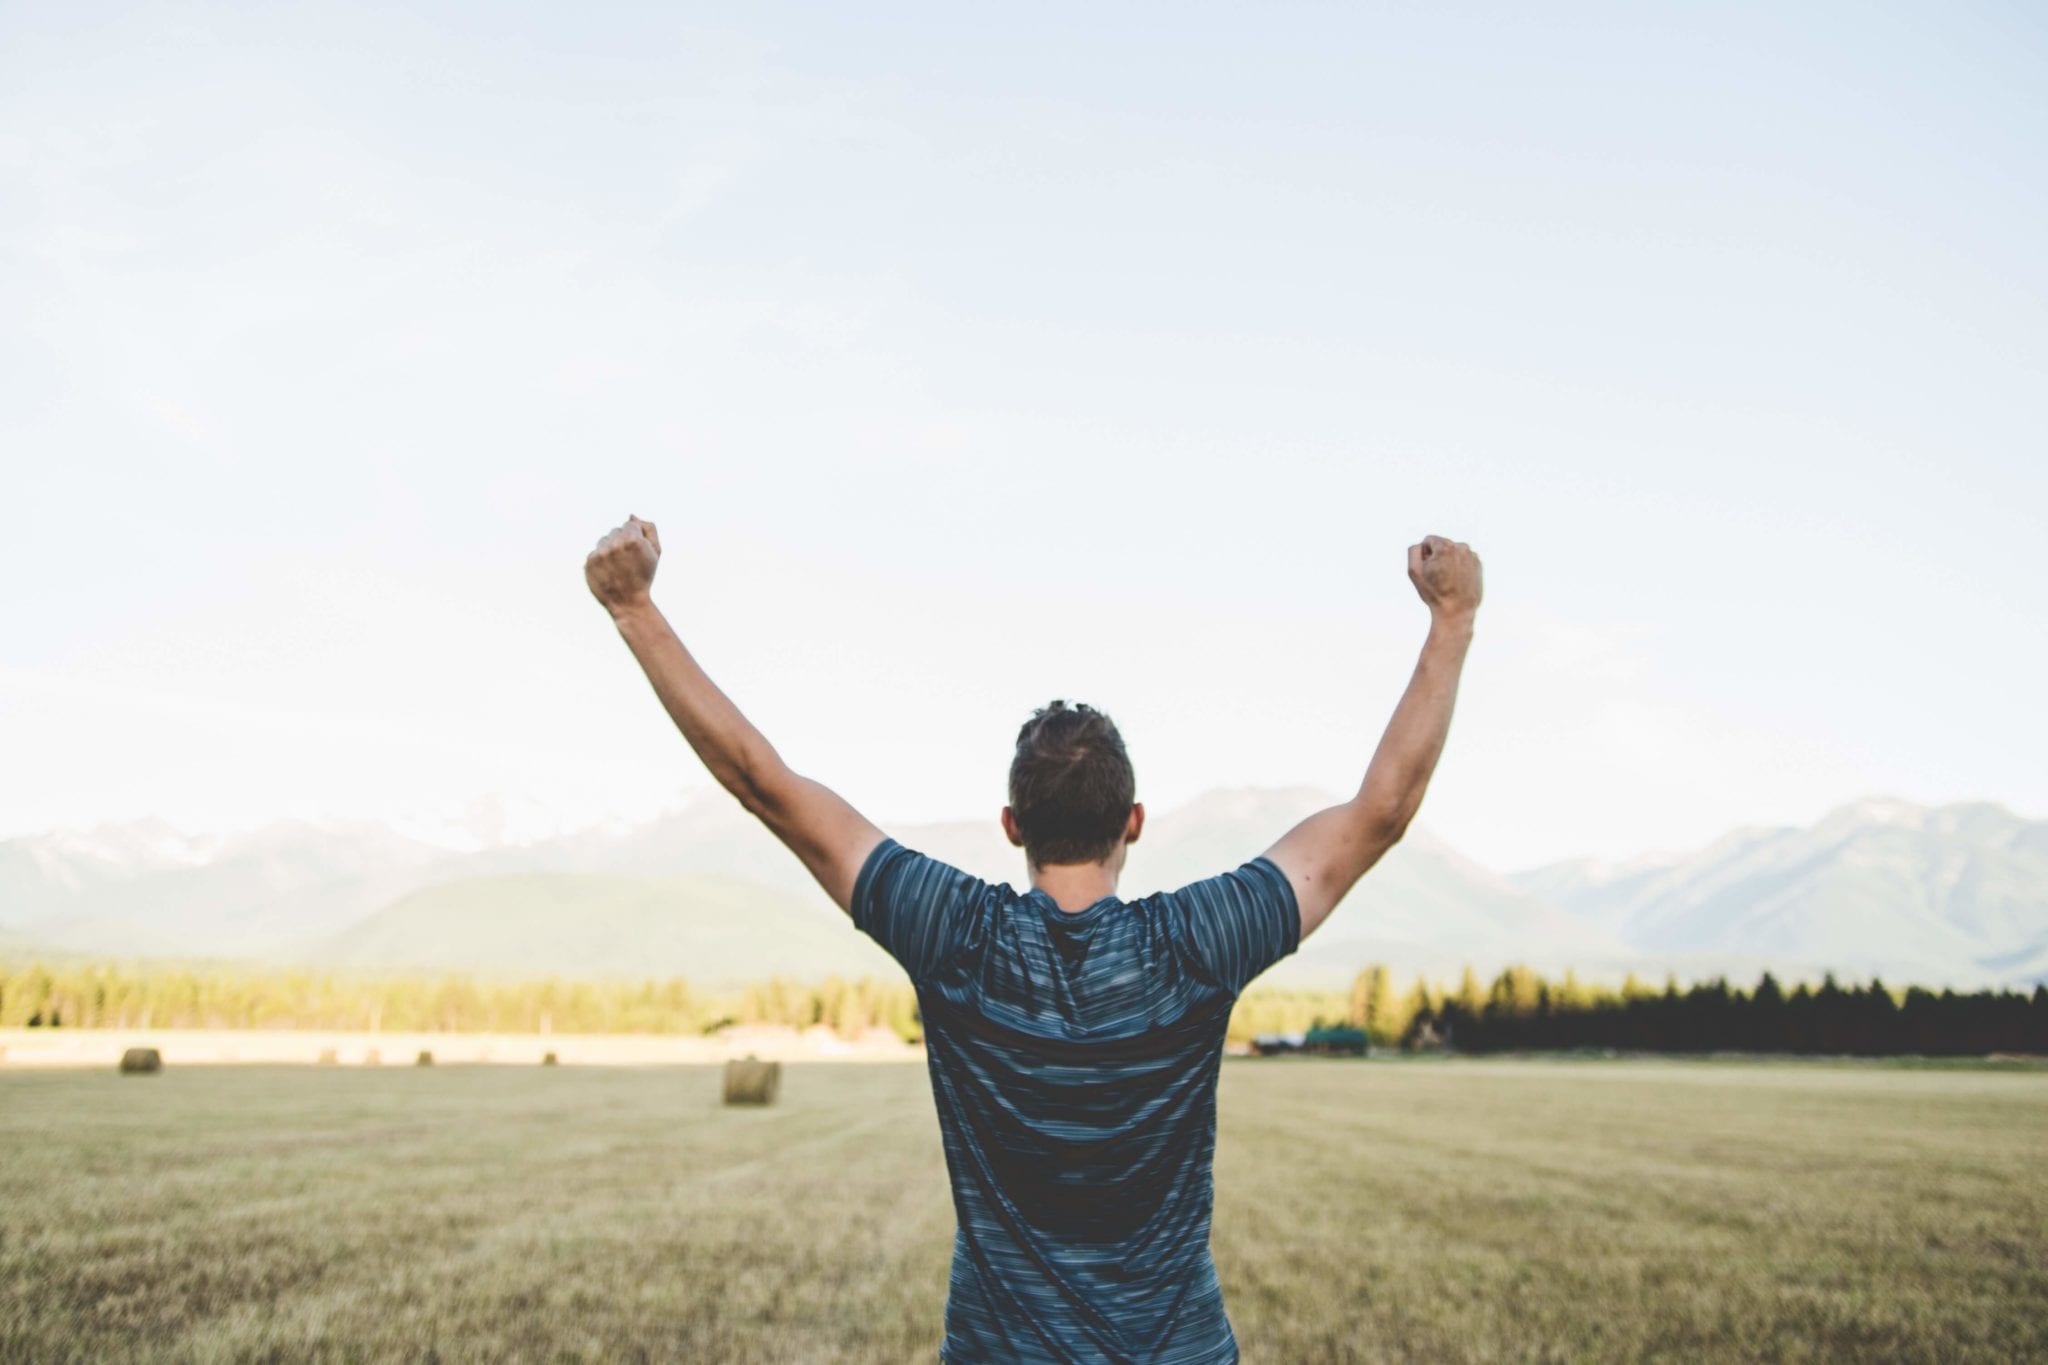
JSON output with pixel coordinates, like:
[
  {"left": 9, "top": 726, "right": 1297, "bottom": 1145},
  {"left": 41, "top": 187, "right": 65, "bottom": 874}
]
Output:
[
  {"left": 584, "top": 515, "right": 885, "bottom": 913},
  {"left": 1262, "top": 535, "right": 1482, "bottom": 941}
]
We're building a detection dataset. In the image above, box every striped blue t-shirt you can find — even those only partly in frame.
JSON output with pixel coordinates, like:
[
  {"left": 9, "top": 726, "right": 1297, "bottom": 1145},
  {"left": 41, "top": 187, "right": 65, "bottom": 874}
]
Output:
[{"left": 852, "top": 839, "right": 1301, "bottom": 1364}]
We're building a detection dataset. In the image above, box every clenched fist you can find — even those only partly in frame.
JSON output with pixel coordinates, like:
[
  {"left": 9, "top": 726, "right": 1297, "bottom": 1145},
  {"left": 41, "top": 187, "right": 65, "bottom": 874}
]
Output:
[
  {"left": 1407, "top": 535, "right": 1482, "bottom": 623},
  {"left": 585, "top": 515, "right": 661, "bottom": 615}
]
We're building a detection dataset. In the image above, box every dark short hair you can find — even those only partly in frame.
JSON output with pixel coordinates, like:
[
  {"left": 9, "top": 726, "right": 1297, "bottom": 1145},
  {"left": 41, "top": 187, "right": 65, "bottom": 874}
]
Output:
[{"left": 1008, "top": 700, "right": 1136, "bottom": 866}]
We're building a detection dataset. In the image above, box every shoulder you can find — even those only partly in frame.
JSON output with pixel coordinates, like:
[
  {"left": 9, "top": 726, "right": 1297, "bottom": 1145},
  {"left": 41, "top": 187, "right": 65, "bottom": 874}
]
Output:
[
  {"left": 1149, "top": 857, "right": 1297, "bottom": 915},
  {"left": 853, "top": 839, "right": 1025, "bottom": 928},
  {"left": 857, "top": 839, "right": 1025, "bottom": 893},
  {"left": 851, "top": 842, "right": 1030, "bottom": 985},
  {"left": 1135, "top": 857, "right": 1302, "bottom": 987}
]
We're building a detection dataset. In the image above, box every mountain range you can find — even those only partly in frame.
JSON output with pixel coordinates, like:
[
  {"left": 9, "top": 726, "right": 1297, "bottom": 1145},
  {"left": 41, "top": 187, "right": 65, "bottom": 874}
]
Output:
[
  {"left": 1516, "top": 797, "right": 2048, "bottom": 991},
  {"left": 2, "top": 790, "right": 2043, "bottom": 990}
]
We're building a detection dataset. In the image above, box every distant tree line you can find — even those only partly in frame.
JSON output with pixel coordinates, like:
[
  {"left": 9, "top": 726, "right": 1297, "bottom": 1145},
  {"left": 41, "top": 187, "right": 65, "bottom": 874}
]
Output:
[
  {"left": 1315, "top": 964, "right": 2048, "bottom": 1056},
  {"left": 5, "top": 958, "right": 2043, "bottom": 1056},
  {"left": 0, "top": 961, "right": 920, "bottom": 1042}
]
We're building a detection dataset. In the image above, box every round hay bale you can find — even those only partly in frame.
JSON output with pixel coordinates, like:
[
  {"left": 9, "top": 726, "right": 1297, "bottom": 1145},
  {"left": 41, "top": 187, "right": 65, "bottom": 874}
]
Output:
[
  {"left": 363, "top": 1048, "right": 381, "bottom": 1066},
  {"left": 119, "top": 1047, "right": 162, "bottom": 1075},
  {"left": 723, "top": 1055, "right": 780, "bottom": 1106},
  {"left": 415, "top": 1049, "right": 434, "bottom": 1067},
  {"left": 316, "top": 1048, "right": 339, "bottom": 1065},
  {"left": 541, "top": 1051, "right": 558, "bottom": 1066}
]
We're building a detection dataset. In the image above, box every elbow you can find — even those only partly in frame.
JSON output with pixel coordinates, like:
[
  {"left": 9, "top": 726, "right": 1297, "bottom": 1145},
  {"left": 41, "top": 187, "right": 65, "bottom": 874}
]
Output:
[
  {"left": 724, "top": 754, "right": 796, "bottom": 823},
  {"left": 1355, "top": 799, "right": 1415, "bottom": 850},
  {"left": 729, "top": 771, "right": 781, "bottom": 822}
]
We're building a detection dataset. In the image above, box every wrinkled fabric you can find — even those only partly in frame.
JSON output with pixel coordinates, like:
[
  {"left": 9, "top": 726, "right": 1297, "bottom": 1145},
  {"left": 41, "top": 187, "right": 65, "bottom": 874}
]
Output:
[{"left": 853, "top": 839, "right": 1299, "bottom": 1364}]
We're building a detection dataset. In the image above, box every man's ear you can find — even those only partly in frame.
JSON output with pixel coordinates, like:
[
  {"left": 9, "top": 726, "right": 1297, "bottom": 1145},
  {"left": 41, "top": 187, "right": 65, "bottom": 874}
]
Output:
[
  {"left": 1125, "top": 802, "right": 1145, "bottom": 846},
  {"left": 1001, "top": 806, "right": 1026, "bottom": 848}
]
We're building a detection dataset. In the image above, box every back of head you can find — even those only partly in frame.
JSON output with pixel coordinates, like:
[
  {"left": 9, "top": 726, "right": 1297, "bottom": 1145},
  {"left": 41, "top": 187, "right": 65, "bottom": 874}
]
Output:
[{"left": 1008, "top": 700, "right": 1136, "bottom": 866}]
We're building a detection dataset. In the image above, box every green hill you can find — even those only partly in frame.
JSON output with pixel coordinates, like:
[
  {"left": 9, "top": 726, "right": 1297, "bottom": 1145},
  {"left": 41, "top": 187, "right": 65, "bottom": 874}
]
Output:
[
  {"left": 300, "top": 787, "right": 1629, "bottom": 988},
  {"left": 315, "top": 873, "right": 901, "bottom": 985}
]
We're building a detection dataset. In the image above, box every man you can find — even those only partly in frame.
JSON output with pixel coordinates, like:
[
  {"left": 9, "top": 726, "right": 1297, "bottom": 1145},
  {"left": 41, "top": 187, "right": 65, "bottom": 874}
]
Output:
[{"left": 585, "top": 516, "right": 1481, "bottom": 1364}]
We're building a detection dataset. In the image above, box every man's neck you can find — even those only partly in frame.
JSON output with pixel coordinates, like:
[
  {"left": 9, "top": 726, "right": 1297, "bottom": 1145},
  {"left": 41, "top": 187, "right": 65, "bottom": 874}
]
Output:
[{"left": 1029, "top": 858, "right": 1122, "bottom": 913}]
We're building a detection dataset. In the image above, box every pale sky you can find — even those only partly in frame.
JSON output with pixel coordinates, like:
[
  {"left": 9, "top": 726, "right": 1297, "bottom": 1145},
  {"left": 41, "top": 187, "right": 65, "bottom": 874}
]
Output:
[{"left": 4, "top": 3, "right": 2044, "bottom": 870}]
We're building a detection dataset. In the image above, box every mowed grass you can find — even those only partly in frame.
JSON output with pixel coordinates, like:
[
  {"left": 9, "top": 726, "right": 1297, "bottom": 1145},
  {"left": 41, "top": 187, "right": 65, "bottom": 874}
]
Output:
[{"left": 1, "top": 1059, "right": 2043, "bottom": 1363}]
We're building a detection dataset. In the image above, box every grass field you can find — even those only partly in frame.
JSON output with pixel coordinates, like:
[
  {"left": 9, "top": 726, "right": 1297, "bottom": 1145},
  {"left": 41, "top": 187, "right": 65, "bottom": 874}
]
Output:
[{"left": 2, "top": 1059, "right": 2043, "bottom": 1363}]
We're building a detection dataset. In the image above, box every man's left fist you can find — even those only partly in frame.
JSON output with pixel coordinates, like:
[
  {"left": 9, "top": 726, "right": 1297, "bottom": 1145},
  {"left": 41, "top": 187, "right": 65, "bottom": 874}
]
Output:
[{"left": 585, "top": 515, "right": 661, "bottom": 614}]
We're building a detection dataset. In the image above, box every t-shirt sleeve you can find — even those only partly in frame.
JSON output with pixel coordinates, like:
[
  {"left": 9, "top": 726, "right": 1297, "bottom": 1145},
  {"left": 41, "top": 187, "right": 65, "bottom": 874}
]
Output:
[
  {"left": 851, "top": 839, "right": 992, "bottom": 984},
  {"left": 1161, "top": 856, "right": 1302, "bottom": 994}
]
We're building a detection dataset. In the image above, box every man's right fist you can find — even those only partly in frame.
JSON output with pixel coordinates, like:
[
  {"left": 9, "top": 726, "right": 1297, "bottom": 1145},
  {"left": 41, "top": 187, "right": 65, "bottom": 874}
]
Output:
[
  {"left": 585, "top": 515, "right": 661, "bottom": 615},
  {"left": 1407, "top": 535, "right": 1482, "bottom": 622}
]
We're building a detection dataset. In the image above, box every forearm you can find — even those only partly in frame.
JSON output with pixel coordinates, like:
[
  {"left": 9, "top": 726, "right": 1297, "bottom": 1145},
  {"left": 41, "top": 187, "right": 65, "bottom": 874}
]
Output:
[
  {"left": 1263, "top": 535, "right": 1481, "bottom": 939},
  {"left": 608, "top": 597, "right": 790, "bottom": 810},
  {"left": 1351, "top": 612, "right": 1474, "bottom": 836},
  {"left": 584, "top": 516, "right": 883, "bottom": 912}
]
